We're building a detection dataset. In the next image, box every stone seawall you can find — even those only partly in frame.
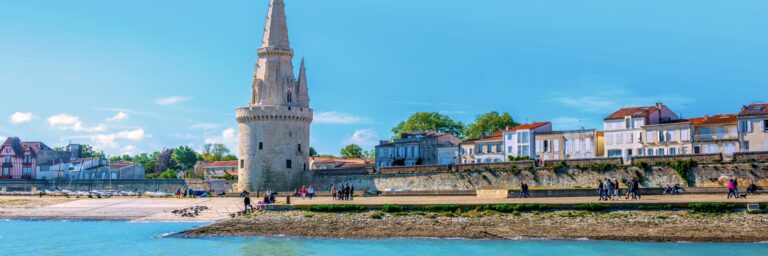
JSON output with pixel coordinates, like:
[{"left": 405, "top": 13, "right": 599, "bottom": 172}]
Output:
[{"left": 307, "top": 162, "right": 768, "bottom": 192}]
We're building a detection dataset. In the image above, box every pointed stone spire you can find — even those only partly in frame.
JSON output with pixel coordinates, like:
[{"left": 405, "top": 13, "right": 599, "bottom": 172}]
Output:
[
  {"left": 297, "top": 57, "right": 309, "bottom": 107},
  {"left": 261, "top": 0, "right": 290, "bottom": 50}
]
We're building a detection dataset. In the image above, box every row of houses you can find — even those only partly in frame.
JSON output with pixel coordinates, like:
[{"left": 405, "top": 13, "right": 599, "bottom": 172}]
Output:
[
  {"left": 0, "top": 137, "right": 145, "bottom": 180},
  {"left": 374, "top": 102, "right": 768, "bottom": 169}
]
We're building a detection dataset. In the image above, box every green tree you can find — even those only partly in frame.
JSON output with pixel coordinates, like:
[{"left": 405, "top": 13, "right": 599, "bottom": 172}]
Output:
[
  {"left": 309, "top": 147, "right": 318, "bottom": 157},
  {"left": 364, "top": 149, "right": 376, "bottom": 160},
  {"left": 340, "top": 144, "right": 364, "bottom": 159},
  {"left": 172, "top": 146, "right": 199, "bottom": 170},
  {"left": 392, "top": 112, "right": 464, "bottom": 138},
  {"left": 200, "top": 143, "right": 237, "bottom": 162},
  {"left": 464, "top": 111, "right": 519, "bottom": 140},
  {"left": 158, "top": 169, "right": 179, "bottom": 179}
]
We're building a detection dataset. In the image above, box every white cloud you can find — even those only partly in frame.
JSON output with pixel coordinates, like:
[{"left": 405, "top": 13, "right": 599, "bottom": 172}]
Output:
[
  {"left": 314, "top": 111, "right": 370, "bottom": 124},
  {"left": 155, "top": 96, "right": 190, "bottom": 106},
  {"left": 107, "top": 112, "right": 129, "bottom": 122},
  {"left": 343, "top": 129, "right": 379, "bottom": 148},
  {"left": 190, "top": 123, "right": 221, "bottom": 131},
  {"left": 9, "top": 112, "right": 34, "bottom": 124},
  {"left": 204, "top": 128, "right": 238, "bottom": 151},
  {"left": 90, "top": 129, "right": 145, "bottom": 149},
  {"left": 47, "top": 114, "right": 106, "bottom": 132}
]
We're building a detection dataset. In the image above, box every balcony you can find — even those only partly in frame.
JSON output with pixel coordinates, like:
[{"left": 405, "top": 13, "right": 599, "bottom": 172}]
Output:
[{"left": 694, "top": 133, "right": 739, "bottom": 142}]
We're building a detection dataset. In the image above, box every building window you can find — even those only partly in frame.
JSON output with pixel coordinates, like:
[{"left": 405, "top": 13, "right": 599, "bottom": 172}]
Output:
[
  {"left": 743, "top": 142, "right": 750, "bottom": 151},
  {"left": 763, "top": 120, "right": 768, "bottom": 131},
  {"left": 607, "top": 149, "right": 622, "bottom": 157},
  {"left": 486, "top": 144, "right": 492, "bottom": 153},
  {"left": 496, "top": 144, "right": 501, "bottom": 153},
  {"left": 647, "top": 149, "right": 654, "bottom": 156},
  {"left": 298, "top": 144, "right": 302, "bottom": 152},
  {"left": 3, "top": 156, "right": 10, "bottom": 164},
  {"left": 740, "top": 120, "right": 752, "bottom": 133},
  {"left": 259, "top": 142, "right": 263, "bottom": 150},
  {"left": 286, "top": 159, "right": 292, "bottom": 169},
  {"left": 240, "top": 159, "right": 244, "bottom": 168},
  {"left": 657, "top": 148, "right": 665, "bottom": 155},
  {"left": 477, "top": 145, "right": 483, "bottom": 154},
  {"left": 287, "top": 91, "right": 293, "bottom": 103},
  {"left": 22, "top": 167, "right": 32, "bottom": 177},
  {"left": 669, "top": 148, "right": 677, "bottom": 155}
]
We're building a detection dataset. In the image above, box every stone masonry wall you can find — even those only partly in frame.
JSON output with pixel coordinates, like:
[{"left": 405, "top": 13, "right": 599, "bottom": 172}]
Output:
[{"left": 306, "top": 162, "right": 768, "bottom": 192}]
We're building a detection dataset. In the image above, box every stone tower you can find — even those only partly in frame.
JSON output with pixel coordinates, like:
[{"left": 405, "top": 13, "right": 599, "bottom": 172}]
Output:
[{"left": 237, "top": 0, "right": 312, "bottom": 192}]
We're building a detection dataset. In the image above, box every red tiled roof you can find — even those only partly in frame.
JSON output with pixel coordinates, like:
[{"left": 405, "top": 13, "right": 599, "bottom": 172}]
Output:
[
  {"left": 690, "top": 114, "right": 738, "bottom": 126},
  {"left": 739, "top": 103, "right": 768, "bottom": 116},
  {"left": 505, "top": 122, "right": 551, "bottom": 131},
  {"left": 202, "top": 161, "right": 239, "bottom": 168},
  {"left": 604, "top": 106, "right": 659, "bottom": 120}
]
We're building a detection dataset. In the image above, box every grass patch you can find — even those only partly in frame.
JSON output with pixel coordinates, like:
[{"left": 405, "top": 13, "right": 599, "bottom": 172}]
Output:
[
  {"left": 370, "top": 211, "right": 383, "bottom": 219},
  {"left": 572, "top": 203, "right": 610, "bottom": 212},
  {"left": 303, "top": 212, "right": 314, "bottom": 218},
  {"left": 422, "top": 204, "right": 462, "bottom": 212},
  {"left": 480, "top": 204, "right": 550, "bottom": 213},
  {"left": 687, "top": 202, "right": 735, "bottom": 213},
  {"left": 382, "top": 204, "right": 405, "bottom": 213},
  {"left": 307, "top": 204, "right": 366, "bottom": 213},
  {"left": 635, "top": 204, "right": 673, "bottom": 210}
]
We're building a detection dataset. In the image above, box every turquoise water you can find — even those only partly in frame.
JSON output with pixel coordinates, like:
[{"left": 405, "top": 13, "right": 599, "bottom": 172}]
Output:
[{"left": 1, "top": 220, "right": 767, "bottom": 256}]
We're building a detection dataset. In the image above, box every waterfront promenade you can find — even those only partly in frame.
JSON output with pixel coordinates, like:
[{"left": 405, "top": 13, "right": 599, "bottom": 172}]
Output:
[{"left": 2, "top": 194, "right": 766, "bottom": 221}]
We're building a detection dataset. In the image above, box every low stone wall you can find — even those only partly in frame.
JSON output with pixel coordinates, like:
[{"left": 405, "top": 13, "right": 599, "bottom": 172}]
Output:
[
  {"left": 0, "top": 179, "right": 187, "bottom": 192},
  {"left": 455, "top": 161, "right": 535, "bottom": 172},
  {"left": 380, "top": 165, "right": 452, "bottom": 174},
  {"left": 313, "top": 167, "right": 373, "bottom": 176},
  {"left": 476, "top": 189, "right": 509, "bottom": 199},
  {"left": 381, "top": 190, "right": 476, "bottom": 197},
  {"left": 734, "top": 151, "right": 768, "bottom": 162},
  {"left": 633, "top": 153, "right": 723, "bottom": 165},
  {"left": 543, "top": 157, "right": 623, "bottom": 168}
]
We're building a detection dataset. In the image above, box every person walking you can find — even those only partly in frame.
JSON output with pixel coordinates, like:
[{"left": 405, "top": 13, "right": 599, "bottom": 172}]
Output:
[
  {"left": 733, "top": 178, "right": 740, "bottom": 198},
  {"left": 519, "top": 182, "right": 526, "bottom": 198},
  {"left": 331, "top": 185, "right": 337, "bottom": 201},
  {"left": 605, "top": 178, "right": 614, "bottom": 201},
  {"left": 727, "top": 179, "right": 736, "bottom": 199},
  {"left": 350, "top": 184, "right": 355, "bottom": 200},
  {"left": 307, "top": 185, "right": 315, "bottom": 200},
  {"left": 597, "top": 179, "right": 605, "bottom": 201},
  {"left": 300, "top": 186, "right": 307, "bottom": 200},
  {"left": 244, "top": 194, "right": 253, "bottom": 213},
  {"left": 613, "top": 179, "right": 621, "bottom": 201}
]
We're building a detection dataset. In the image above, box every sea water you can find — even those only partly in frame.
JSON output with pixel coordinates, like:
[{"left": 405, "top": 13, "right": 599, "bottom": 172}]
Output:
[{"left": 1, "top": 220, "right": 766, "bottom": 256}]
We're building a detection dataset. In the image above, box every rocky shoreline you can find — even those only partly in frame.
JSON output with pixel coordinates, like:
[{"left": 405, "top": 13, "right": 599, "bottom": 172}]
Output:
[{"left": 182, "top": 210, "right": 768, "bottom": 242}]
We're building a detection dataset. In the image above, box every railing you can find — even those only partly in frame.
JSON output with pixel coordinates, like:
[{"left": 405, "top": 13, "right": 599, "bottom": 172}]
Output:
[{"left": 694, "top": 134, "right": 739, "bottom": 141}]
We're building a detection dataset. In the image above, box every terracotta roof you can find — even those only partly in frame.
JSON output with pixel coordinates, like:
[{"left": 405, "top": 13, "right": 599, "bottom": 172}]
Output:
[
  {"left": 691, "top": 114, "right": 738, "bottom": 126},
  {"left": 201, "top": 161, "right": 239, "bottom": 168},
  {"left": 739, "top": 103, "right": 768, "bottom": 116},
  {"left": 604, "top": 106, "right": 659, "bottom": 120},
  {"left": 505, "top": 122, "right": 551, "bottom": 131}
]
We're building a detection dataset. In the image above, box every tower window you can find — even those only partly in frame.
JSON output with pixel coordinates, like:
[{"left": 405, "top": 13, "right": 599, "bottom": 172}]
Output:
[
  {"left": 298, "top": 144, "right": 302, "bottom": 152},
  {"left": 240, "top": 159, "right": 244, "bottom": 168},
  {"left": 287, "top": 91, "right": 293, "bottom": 103},
  {"left": 286, "top": 159, "right": 292, "bottom": 169},
  {"left": 259, "top": 142, "right": 263, "bottom": 150}
]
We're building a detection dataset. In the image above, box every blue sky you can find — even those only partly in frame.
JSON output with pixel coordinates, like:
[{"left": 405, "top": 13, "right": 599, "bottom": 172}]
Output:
[{"left": 1, "top": 0, "right": 766, "bottom": 156}]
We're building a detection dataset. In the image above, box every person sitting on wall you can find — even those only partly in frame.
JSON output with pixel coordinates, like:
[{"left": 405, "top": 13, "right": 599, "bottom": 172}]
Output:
[
  {"left": 746, "top": 181, "right": 759, "bottom": 194},
  {"left": 662, "top": 184, "right": 672, "bottom": 195},
  {"left": 672, "top": 184, "right": 685, "bottom": 195}
]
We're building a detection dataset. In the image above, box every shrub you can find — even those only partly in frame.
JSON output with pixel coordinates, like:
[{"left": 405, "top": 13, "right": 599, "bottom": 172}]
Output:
[
  {"left": 672, "top": 160, "right": 697, "bottom": 186},
  {"left": 382, "top": 204, "right": 405, "bottom": 213},
  {"left": 307, "top": 204, "right": 366, "bottom": 212},
  {"left": 687, "top": 202, "right": 735, "bottom": 213},
  {"left": 370, "top": 211, "right": 383, "bottom": 219},
  {"left": 590, "top": 163, "right": 614, "bottom": 172},
  {"left": 508, "top": 155, "right": 530, "bottom": 162},
  {"left": 634, "top": 162, "right": 649, "bottom": 170},
  {"left": 635, "top": 204, "right": 672, "bottom": 210},
  {"left": 423, "top": 204, "right": 462, "bottom": 212},
  {"left": 573, "top": 203, "right": 610, "bottom": 212}
]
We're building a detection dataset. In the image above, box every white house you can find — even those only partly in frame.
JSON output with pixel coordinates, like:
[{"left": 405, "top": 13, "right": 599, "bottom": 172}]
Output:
[
  {"left": 603, "top": 103, "right": 678, "bottom": 162},
  {"left": 503, "top": 122, "right": 552, "bottom": 161}
]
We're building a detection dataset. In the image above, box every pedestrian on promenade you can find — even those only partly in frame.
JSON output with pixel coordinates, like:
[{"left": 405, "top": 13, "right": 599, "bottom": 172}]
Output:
[
  {"left": 331, "top": 185, "right": 337, "bottom": 200},
  {"left": 727, "top": 179, "right": 736, "bottom": 199},
  {"left": 308, "top": 185, "right": 315, "bottom": 199},
  {"left": 613, "top": 179, "right": 621, "bottom": 201},
  {"left": 244, "top": 195, "right": 254, "bottom": 213},
  {"left": 519, "top": 182, "right": 527, "bottom": 198},
  {"left": 350, "top": 184, "right": 355, "bottom": 200},
  {"left": 597, "top": 179, "right": 605, "bottom": 201},
  {"left": 300, "top": 186, "right": 307, "bottom": 199},
  {"left": 605, "top": 178, "right": 614, "bottom": 201},
  {"left": 733, "top": 177, "right": 740, "bottom": 198}
]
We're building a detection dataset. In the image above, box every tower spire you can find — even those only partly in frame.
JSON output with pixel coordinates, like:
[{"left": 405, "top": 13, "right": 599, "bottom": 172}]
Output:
[
  {"left": 261, "top": 0, "right": 290, "bottom": 50},
  {"left": 298, "top": 57, "right": 309, "bottom": 106}
]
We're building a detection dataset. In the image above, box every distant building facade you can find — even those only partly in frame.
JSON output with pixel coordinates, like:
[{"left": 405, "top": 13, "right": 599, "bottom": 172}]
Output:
[
  {"left": 503, "top": 122, "right": 552, "bottom": 161},
  {"left": 194, "top": 161, "right": 238, "bottom": 179},
  {"left": 463, "top": 130, "right": 505, "bottom": 163},
  {"left": 375, "top": 131, "right": 461, "bottom": 169},
  {"left": 738, "top": 103, "right": 768, "bottom": 152},
  {"left": 0, "top": 137, "right": 51, "bottom": 179},
  {"left": 603, "top": 103, "right": 678, "bottom": 162},
  {"left": 535, "top": 129, "right": 597, "bottom": 161},
  {"left": 690, "top": 114, "right": 740, "bottom": 155}
]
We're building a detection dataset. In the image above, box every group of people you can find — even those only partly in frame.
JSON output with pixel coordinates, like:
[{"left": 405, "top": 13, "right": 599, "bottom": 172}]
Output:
[
  {"left": 597, "top": 178, "right": 641, "bottom": 200},
  {"left": 294, "top": 186, "right": 315, "bottom": 199},
  {"left": 518, "top": 182, "right": 530, "bottom": 198},
  {"left": 241, "top": 190, "right": 277, "bottom": 213},
  {"left": 727, "top": 178, "right": 761, "bottom": 199},
  {"left": 662, "top": 184, "right": 686, "bottom": 195},
  {"left": 331, "top": 184, "right": 355, "bottom": 200}
]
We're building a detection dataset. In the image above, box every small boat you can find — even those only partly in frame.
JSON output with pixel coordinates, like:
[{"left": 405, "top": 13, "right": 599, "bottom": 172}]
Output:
[{"left": 145, "top": 191, "right": 171, "bottom": 197}]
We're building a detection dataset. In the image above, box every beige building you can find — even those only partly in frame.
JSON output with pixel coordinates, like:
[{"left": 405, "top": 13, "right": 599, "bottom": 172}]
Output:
[
  {"left": 463, "top": 130, "right": 505, "bottom": 163},
  {"left": 603, "top": 103, "right": 679, "bottom": 162},
  {"left": 738, "top": 103, "right": 768, "bottom": 152},
  {"left": 237, "top": 0, "right": 313, "bottom": 192},
  {"left": 690, "top": 114, "right": 740, "bottom": 156},
  {"left": 460, "top": 143, "right": 476, "bottom": 164},
  {"left": 535, "top": 129, "right": 598, "bottom": 161},
  {"left": 640, "top": 120, "right": 693, "bottom": 156}
]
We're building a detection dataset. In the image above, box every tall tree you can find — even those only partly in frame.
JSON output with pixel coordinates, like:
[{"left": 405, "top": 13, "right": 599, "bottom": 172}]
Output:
[
  {"left": 464, "top": 111, "right": 519, "bottom": 140},
  {"left": 391, "top": 112, "right": 464, "bottom": 138},
  {"left": 340, "top": 144, "right": 364, "bottom": 159},
  {"left": 155, "top": 149, "right": 176, "bottom": 173},
  {"left": 172, "top": 146, "right": 199, "bottom": 170},
  {"left": 200, "top": 143, "right": 237, "bottom": 162},
  {"left": 309, "top": 147, "right": 318, "bottom": 157}
]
